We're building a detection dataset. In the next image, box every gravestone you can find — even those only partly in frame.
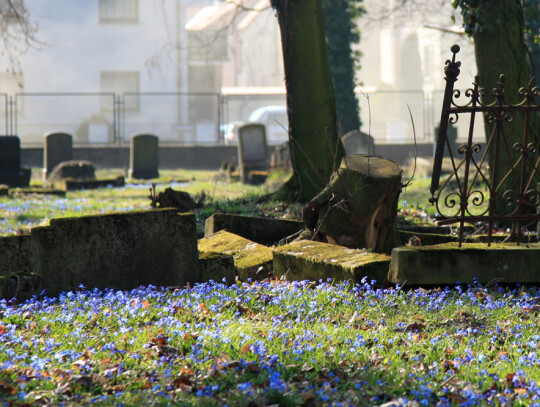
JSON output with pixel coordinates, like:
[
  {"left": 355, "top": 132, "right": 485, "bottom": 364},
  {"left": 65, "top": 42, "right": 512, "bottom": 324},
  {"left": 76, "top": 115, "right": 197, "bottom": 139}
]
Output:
[
  {"left": 342, "top": 130, "right": 375, "bottom": 155},
  {"left": 237, "top": 123, "right": 267, "bottom": 184},
  {"left": 434, "top": 123, "right": 457, "bottom": 157},
  {"left": 0, "top": 136, "right": 31, "bottom": 187},
  {"left": 32, "top": 209, "right": 199, "bottom": 296},
  {"left": 129, "top": 134, "right": 159, "bottom": 179},
  {"left": 43, "top": 132, "right": 73, "bottom": 179}
]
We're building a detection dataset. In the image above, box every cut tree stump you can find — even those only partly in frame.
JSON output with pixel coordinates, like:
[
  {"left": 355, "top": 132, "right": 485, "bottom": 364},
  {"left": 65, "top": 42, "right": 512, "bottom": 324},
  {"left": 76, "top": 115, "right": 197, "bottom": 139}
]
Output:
[{"left": 303, "top": 154, "right": 403, "bottom": 254}]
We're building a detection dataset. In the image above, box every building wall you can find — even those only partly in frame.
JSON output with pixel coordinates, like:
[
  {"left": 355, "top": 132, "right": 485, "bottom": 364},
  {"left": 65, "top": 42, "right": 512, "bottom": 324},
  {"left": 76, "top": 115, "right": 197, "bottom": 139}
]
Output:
[{"left": 14, "top": 1, "right": 179, "bottom": 93}]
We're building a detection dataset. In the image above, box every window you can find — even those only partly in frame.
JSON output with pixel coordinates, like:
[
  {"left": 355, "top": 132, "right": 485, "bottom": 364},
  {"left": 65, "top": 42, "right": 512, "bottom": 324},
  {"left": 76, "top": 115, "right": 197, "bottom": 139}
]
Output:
[
  {"left": 100, "top": 71, "right": 139, "bottom": 111},
  {"left": 188, "top": 31, "right": 228, "bottom": 63},
  {"left": 99, "top": 0, "right": 138, "bottom": 23}
]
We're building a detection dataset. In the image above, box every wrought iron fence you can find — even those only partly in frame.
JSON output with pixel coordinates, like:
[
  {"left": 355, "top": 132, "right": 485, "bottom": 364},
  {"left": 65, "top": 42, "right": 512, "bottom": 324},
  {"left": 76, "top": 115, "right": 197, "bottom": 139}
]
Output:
[{"left": 430, "top": 44, "right": 540, "bottom": 245}]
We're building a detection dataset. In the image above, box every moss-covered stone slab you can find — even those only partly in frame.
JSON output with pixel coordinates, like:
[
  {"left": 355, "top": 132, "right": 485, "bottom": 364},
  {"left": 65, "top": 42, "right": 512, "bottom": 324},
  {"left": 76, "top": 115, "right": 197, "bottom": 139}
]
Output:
[
  {"left": 205, "top": 213, "right": 304, "bottom": 246},
  {"left": 0, "top": 235, "right": 32, "bottom": 276},
  {"left": 399, "top": 230, "right": 458, "bottom": 246},
  {"left": 8, "top": 188, "right": 66, "bottom": 196},
  {"left": 198, "top": 231, "right": 273, "bottom": 281},
  {"left": 389, "top": 242, "right": 540, "bottom": 285},
  {"left": 32, "top": 209, "right": 199, "bottom": 296},
  {"left": 54, "top": 176, "right": 125, "bottom": 191},
  {"left": 273, "top": 240, "right": 391, "bottom": 284},
  {"left": 199, "top": 251, "right": 236, "bottom": 285}
]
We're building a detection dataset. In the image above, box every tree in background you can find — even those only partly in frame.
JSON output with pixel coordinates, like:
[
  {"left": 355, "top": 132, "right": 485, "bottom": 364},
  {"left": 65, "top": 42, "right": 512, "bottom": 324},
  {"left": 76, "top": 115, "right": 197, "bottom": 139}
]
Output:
[
  {"left": 523, "top": 0, "right": 540, "bottom": 88},
  {"left": 452, "top": 0, "right": 539, "bottom": 192},
  {"left": 0, "top": 0, "right": 39, "bottom": 72},
  {"left": 270, "top": 0, "right": 345, "bottom": 202},
  {"left": 323, "top": 0, "right": 364, "bottom": 134}
]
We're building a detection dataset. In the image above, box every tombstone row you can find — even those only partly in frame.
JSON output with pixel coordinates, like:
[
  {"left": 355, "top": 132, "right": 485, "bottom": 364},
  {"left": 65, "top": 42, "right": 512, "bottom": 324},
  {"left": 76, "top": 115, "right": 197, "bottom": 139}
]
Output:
[
  {"left": 0, "top": 133, "right": 161, "bottom": 188},
  {"left": 44, "top": 132, "right": 159, "bottom": 180},
  {"left": 1, "top": 124, "right": 270, "bottom": 187}
]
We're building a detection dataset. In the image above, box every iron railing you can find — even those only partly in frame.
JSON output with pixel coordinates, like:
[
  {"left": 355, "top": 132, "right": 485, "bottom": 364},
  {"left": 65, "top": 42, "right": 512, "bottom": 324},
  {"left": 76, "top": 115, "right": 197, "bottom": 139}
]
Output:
[
  {"left": 430, "top": 44, "right": 540, "bottom": 245},
  {"left": 2, "top": 89, "right": 460, "bottom": 147}
]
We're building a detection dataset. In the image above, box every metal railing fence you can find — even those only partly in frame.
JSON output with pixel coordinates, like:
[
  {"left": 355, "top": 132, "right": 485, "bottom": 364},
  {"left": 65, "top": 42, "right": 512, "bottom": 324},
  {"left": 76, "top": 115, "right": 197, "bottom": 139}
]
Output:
[{"left": 0, "top": 89, "right": 471, "bottom": 147}]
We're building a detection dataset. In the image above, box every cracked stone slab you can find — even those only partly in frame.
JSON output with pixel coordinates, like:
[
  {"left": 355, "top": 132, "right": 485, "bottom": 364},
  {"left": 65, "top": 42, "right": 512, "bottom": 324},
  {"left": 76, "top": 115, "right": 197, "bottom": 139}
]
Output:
[
  {"left": 389, "top": 242, "right": 540, "bottom": 285},
  {"left": 273, "top": 240, "right": 390, "bottom": 284},
  {"left": 198, "top": 230, "right": 273, "bottom": 281}
]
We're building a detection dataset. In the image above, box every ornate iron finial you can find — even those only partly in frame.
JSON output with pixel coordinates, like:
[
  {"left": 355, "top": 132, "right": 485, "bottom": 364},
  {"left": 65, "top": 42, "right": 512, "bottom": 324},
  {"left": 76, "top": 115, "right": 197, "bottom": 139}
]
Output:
[
  {"left": 493, "top": 74, "right": 506, "bottom": 105},
  {"left": 444, "top": 44, "right": 461, "bottom": 82},
  {"left": 518, "top": 77, "right": 539, "bottom": 106}
]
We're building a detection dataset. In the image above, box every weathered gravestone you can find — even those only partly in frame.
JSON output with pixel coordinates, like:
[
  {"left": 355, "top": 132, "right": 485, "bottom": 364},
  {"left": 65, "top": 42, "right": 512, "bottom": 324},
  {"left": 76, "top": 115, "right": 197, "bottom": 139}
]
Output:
[
  {"left": 0, "top": 136, "right": 31, "bottom": 187},
  {"left": 342, "top": 130, "right": 375, "bottom": 156},
  {"left": 129, "top": 134, "right": 159, "bottom": 179},
  {"left": 43, "top": 132, "right": 73, "bottom": 179},
  {"left": 48, "top": 160, "right": 96, "bottom": 182},
  {"left": 32, "top": 209, "right": 199, "bottom": 296},
  {"left": 237, "top": 123, "right": 267, "bottom": 184}
]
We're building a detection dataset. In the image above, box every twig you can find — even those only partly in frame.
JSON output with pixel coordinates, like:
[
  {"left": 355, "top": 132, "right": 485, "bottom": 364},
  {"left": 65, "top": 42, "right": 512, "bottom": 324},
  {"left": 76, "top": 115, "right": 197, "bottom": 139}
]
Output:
[{"left": 402, "top": 104, "right": 418, "bottom": 188}]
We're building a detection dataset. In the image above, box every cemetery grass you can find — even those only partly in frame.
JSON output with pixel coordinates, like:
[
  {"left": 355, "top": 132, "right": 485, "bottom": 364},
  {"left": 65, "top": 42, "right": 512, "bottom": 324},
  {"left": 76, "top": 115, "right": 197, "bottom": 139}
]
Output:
[
  {"left": 2, "top": 280, "right": 540, "bottom": 405},
  {"left": 7, "top": 170, "right": 538, "bottom": 405}
]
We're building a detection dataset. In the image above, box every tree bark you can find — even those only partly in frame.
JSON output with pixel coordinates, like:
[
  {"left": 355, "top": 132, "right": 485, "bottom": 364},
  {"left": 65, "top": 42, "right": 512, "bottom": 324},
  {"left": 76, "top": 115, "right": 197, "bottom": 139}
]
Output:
[
  {"left": 271, "top": 0, "right": 345, "bottom": 202},
  {"left": 303, "top": 154, "right": 402, "bottom": 254},
  {"left": 472, "top": 0, "right": 539, "bottom": 191}
]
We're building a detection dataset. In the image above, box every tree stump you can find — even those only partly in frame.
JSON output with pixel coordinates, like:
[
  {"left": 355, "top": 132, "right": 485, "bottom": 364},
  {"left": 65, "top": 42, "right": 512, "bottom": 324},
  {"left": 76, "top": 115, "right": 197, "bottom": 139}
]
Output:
[{"left": 302, "top": 154, "right": 403, "bottom": 254}]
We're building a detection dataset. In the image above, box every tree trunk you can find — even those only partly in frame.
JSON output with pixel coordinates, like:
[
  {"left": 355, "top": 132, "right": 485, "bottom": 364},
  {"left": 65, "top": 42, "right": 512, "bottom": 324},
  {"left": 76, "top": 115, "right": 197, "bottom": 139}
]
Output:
[
  {"left": 302, "top": 154, "right": 402, "bottom": 254},
  {"left": 323, "top": 0, "right": 363, "bottom": 134},
  {"left": 472, "top": 0, "right": 539, "bottom": 191},
  {"left": 271, "top": 0, "right": 345, "bottom": 202}
]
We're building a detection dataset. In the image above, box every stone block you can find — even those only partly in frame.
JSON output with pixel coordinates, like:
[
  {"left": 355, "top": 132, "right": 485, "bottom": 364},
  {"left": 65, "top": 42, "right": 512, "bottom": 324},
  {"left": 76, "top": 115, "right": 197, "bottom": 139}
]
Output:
[
  {"left": 205, "top": 213, "right": 304, "bottom": 246},
  {"left": 0, "top": 169, "right": 31, "bottom": 188},
  {"left": 48, "top": 160, "right": 96, "bottom": 182},
  {"left": 129, "top": 134, "right": 159, "bottom": 179},
  {"left": 273, "top": 240, "right": 391, "bottom": 284},
  {"left": 198, "top": 230, "right": 273, "bottom": 281},
  {"left": 199, "top": 251, "right": 236, "bottom": 285},
  {"left": 389, "top": 243, "right": 540, "bottom": 286},
  {"left": 32, "top": 209, "right": 199, "bottom": 296},
  {"left": 0, "top": 235, "right": 32, "bottom": 276},
  {"left": 55, "top": 176, "right": 125, "bottom": 191}
]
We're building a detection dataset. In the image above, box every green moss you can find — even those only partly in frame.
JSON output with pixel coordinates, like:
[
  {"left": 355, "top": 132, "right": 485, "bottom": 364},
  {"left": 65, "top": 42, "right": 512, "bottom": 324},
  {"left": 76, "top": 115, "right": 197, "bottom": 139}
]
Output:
[
  {"left": 273, "top": 240, "right": 390, "bottom": 283},
  {"left": 410, "top": 242, "right": 540, "bottom": 251},
  {"left": 198, "top": 231, "right": 273, "bottom": 280}
]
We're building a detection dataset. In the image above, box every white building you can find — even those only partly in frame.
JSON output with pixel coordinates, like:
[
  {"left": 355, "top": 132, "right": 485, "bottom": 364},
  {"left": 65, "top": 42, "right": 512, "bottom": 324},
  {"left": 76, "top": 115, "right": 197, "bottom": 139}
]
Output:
[{"left": 0, "top": 0, "right": 479, "bottom": 147}]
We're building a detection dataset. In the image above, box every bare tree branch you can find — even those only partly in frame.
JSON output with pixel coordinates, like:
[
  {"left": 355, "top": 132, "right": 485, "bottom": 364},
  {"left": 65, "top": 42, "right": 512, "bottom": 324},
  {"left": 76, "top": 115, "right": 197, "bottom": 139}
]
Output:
[{"left": 0, "top": 0, "right": 41, "bottom": 72}]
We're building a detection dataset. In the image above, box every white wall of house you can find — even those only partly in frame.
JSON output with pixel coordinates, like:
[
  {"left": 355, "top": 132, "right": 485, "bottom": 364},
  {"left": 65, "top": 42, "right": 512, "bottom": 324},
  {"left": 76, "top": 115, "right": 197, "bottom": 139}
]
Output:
[
  {"left": 0, "top": 0, "right": 484, "bottom": 146},
  {"left": 10, "top": 1, "right": 180, "bottom": 92}
]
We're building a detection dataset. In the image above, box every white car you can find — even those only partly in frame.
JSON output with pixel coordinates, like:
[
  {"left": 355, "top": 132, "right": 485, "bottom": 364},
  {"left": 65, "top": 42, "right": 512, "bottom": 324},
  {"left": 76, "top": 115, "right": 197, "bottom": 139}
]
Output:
[{"left": 223, "top": 105, "right": 289, "bottom": 145}]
